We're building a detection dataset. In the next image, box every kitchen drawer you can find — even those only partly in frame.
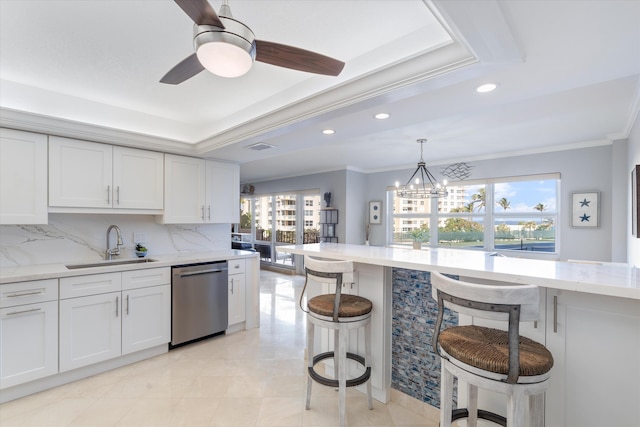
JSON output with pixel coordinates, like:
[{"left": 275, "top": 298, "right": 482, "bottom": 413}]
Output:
[
  {"left": 60, "top": 272, "right": 121, "bottom": 299},
  {"left": 228, "top": 259, "right": 245, "bottom": 275},
  {"left": 122, "top": 267, "right": 170, "bottom": 290},
  {"left": 0, "top": 279, "right": 58, "bottom": 308}
]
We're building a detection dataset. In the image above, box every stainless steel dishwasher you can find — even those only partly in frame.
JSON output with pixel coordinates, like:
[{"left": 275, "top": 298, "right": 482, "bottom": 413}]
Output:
[{"left": 171, "top": 261, "right": 228, "bottom": 347}]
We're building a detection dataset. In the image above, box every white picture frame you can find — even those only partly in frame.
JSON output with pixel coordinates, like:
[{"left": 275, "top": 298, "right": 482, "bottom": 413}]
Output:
[
  {"left": 369, "top": 201, "right": 382, "bottom": 224},
  {"left": 571, "top": 191, "right": 600, "bottom": 228}
]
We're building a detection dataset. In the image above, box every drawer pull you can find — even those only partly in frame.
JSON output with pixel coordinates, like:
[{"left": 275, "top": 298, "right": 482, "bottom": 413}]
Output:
[
  {"left": 6, "top": 290, "right": 45, "bottom": 298},
  {"left": 6, "top": 307, "right": 41, "bottom": 316}
]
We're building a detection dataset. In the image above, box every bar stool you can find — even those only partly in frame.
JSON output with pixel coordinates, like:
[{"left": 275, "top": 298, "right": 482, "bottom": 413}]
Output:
[
  {"left": 430, "top": 272, "right": 554, "bottom": 427},
  {"left": 299, "top": 255, "right": 373, "bottom": 427}
]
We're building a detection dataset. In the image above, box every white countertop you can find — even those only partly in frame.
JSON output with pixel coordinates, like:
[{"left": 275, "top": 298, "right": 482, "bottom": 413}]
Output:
[
  {"left": 0, "top": 250, "right": 258, "bottom": 284},
  {"left": 277, "top": 243, "right": 640, "bottom": 300}
]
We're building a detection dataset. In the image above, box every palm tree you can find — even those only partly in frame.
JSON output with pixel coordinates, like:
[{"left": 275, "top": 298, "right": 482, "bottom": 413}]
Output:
[
  {"left": 534, "top": 203, "right": 546, "bottom": 212},
  {"left": 497, "top": 197, "right": 510, "bottom": 212},
  {"left": 471, "top": 188, "right": 486, "bottom": 212}
]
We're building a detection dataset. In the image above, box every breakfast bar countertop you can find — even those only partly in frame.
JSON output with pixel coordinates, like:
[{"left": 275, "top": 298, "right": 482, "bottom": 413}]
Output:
[{"left": 277, "top": 243, "right": 640, "bottom": 300}]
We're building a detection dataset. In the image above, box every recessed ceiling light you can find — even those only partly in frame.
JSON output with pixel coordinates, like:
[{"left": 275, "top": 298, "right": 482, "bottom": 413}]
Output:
[
  {"left": 322, "top": 129, "right": 335, "bottom": 135},
  {"left": 374, "top": 113, "right": 390, "bottom": 120},
  {"left": 476, "top": 83, "right": 497, "bottom": 93}
]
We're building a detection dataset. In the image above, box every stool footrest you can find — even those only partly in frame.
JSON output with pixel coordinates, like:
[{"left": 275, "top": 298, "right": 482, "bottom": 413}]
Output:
[
  {"left": 308, "top": 351, "right": 371, "bottom": 388},
  {"left": 452, "top": 408, "right": 507, "bottom": 426}
]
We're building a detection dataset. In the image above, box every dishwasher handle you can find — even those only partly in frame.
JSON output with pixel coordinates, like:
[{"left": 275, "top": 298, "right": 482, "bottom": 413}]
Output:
[{"left": 178, "top": 268, "right": 226, "bottom": 278}]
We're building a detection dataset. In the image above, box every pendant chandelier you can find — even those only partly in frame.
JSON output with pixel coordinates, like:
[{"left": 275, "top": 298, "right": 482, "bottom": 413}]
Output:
[{"left": 395, "top": 139, "right": 448, "bottom": 199}]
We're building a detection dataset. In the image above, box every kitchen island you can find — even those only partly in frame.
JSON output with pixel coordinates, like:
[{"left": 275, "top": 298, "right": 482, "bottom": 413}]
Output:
[{"left": 277, "top": 243, "right": 640, "bottom": 427}]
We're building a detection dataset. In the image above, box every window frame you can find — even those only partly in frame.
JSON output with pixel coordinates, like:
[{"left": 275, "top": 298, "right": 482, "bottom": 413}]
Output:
[{"left": 387, "top": 173, "right": 560, "bottom": 257}]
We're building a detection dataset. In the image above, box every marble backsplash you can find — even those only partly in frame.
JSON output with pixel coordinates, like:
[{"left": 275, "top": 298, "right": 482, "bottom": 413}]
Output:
[{"left": 0, "top": 214, "right": 231, "bottom": 268}]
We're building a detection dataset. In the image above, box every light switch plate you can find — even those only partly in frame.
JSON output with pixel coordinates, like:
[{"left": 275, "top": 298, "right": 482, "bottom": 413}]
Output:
[{"left": 133, "top": 232, "right": 146, "bottom": 243}]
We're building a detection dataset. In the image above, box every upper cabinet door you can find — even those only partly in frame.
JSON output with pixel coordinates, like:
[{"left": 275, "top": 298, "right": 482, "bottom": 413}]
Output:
[
  {"left": 0, "top": 128, "right": 48, "bottom": 224},
  {"left": 206, "top": 160, "right": 240, "bottom": 223},
  {"left": 112, "top": 147, "right": 164, "bottom": 209},
  {"left": 162, "top": 154, "right": 206, "bottom": 223},
  {"left": 49, "top": 136, "right": 113, "bottom": 208}
]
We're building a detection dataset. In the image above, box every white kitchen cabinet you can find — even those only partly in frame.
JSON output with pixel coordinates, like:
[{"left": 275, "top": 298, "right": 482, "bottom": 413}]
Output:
[
  {"left": 0, "top": 128, "right": 48, "bottom": 224},
  {"left": 49, "top": 136, "right": 113, "bottom": 208},
  {"left": 161, "top": 154, "right": 239, "bottom": 224},
  {"left": 122, "top": 285, "right": 170, "bottom": 354},
  {"left": 207, "top": 160, "right": 240, "bottom": 223},
  {"left": 121, "top": 268, "right": 171, "bottom": 355},
  {"left": 59, "top": 291, "right": 122, "bottom": 372},
  {"left": 162, "top": 154, "right": 206, "bottom": 223},
  {"left": 49, "top": 136, "right": 163, "bottom": 210},
  {"left": 112, "top": 146, "right": 164, "bottom": 209},
  {"left": 544, "top": 289, "right": 640, "bottom": 427},
  {"left": 228, "top": 259, "right": 246, "bottom": 326},
  {"left": 0, "top": 279, "right": 58, "bottom": 389},
  {"left": 59, "top": 268, "right": 171, "bottom": 371}
]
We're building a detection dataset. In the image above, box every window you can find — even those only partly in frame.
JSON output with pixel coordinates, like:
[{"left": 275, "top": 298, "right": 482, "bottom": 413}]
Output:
[{"left": 389, "top": 174, "right": 559, "bottom": 254}]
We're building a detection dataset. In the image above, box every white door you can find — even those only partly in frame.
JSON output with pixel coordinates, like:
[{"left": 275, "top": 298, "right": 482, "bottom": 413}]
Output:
[
  {"left": 49, "top": 136, "right": 113, "bottom": 208},
  {"left": 122, "top": 285, "right": 171, "bottom": 354},
  {"left": 0, "top": 128, "right": 48, "bottom": 224},
  {"left": 0, "top": 301, "right": 58, "bottom": 389},
  {"left": 59, "top": 292, "right": 122, "bottom": 372},
  {"left": 112, "top": 147, "right": 164, "bottom": 209},
  {"left": 544, "top": 289, "right": 640, "bottom": 427},
  {"left": 206, "top": 160, "right": 240, "bottom": 223},
  {"left": 162, "top": 154, "right": 206, "bottom": 223}
]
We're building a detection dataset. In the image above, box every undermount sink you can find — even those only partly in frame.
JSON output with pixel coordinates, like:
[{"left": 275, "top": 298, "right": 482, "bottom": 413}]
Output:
[{"left": 66, "top": 258, "right": 157, "bottom": 270}]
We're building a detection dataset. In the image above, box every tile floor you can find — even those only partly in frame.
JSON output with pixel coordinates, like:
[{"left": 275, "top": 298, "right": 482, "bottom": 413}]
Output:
[{"left": 0, "top": 270, "right": 439, "bottom": 427}]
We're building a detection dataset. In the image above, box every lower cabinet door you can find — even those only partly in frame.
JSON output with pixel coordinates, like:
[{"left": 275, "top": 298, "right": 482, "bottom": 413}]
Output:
[
  {"left": 122, "top": 285, "right": 171, "bottom": 354},
  {"left": 545, "top": 289, "right": 640, "bottom": 427},
  {"left": 228, "top": 275, "right": 246, "bottom": 326},
  {"left": 0, "top": 301, "right": 58, "bottom": 388},
  {"left": 59, "top": 292, "right": 122, "bottom": 372}
]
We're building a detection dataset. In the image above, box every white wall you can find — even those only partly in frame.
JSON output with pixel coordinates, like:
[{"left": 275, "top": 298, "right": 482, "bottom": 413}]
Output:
[
  {"left": 628, "top": 113, "right": 640, "bottom": 266},
  {"left": 0, "top": 214, "right": 230, "bottom": 268}
]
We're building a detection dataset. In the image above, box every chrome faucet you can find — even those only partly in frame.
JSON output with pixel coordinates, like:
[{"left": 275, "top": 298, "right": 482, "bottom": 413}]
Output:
[{"left": 105, "top": 224, "right": 123, "bottom": 260}]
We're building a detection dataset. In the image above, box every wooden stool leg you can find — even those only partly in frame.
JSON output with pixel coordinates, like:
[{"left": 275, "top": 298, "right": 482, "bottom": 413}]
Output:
[
  {"left": 338, "top": 324, "right": 348, "bottom": 427},
  {"left": 306, "top": 318, "right": 314, "bottom": 410},
  {"left": 467, "top": 383, "right": 478, "bottom": 427},
  {"left": 440, "top": 361, "right": 454, "bottom": 427},
  {"left": 529, "top": 393, "right": 544, "bottom": 427},
  {"left": 334, "top": 329, "right": 339, "bottom": 388},
  {"left": 365, "top": 320, "right": 373, "bottom": 410},
  {"left": 507, "top": 388, "right": 526, "bottom": 427}
]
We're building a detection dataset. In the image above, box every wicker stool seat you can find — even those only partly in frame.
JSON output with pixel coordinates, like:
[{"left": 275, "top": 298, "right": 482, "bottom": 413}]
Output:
[
  {"left": 431, "top": 272, "right": 554, "bottom": 427},
  {"left": 307, "top": 294, "right": 372, "bottom": 318},
  {"left": 300, "top": 255, "right": 373, "bottom": 427},
  {"left": 439, "top": 326, "right": 554, "bottom": 377}
]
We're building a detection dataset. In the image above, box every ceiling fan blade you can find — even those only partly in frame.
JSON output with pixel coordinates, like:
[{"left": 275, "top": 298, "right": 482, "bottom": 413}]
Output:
[
  {"left": 174, "top": 0, "right": 224, "bottom": 28},
  {"left": 160, "top": 53, "right": 205, "bottom": 85},
  {"left": 255, "top": 40, "right": 345, "bottom": 76}
]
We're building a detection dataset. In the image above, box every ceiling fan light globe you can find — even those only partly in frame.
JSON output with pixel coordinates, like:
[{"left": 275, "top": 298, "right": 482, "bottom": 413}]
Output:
[{"left": 197, "top": 41, "right": 253, "bottom": 77}]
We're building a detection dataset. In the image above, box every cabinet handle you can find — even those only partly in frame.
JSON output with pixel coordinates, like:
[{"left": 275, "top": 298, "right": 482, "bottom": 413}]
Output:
[
  {"left": 208, "top": 205, "right": 211, "bottom": 221},
  {"left": 115, "top": 296, "right": 119, "bottom": 317},
  {"left": 107, "top": 185, "right": 110, "bottom": 204},
  {"left": 5, "top": 307, "right": 40, "bottom": 316},
  {"left": 116, "top": 186, "right": 120, "bottom": 205},
  {"left": 126, "top": 294, "right": 129, "bottom": 315},
  {"left": 6, "top": 290, "right": 44, "bottom": 298},
  {"left": 553, "top": 295, "right": 558, "bottom": 333},
  {"left": 534, "top": 321, "right": 538, "bottom": 329},
  {"left": 201, "top": 205, "right": 205, "bottom": 221},
  {"left": 230, "top": 278, "right": 234, "bottom": 294}
]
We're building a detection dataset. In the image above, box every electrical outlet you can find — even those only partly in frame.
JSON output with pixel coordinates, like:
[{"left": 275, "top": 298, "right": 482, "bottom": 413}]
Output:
[{"left": 133, "top": 232, "right": 146, "bottom": 243}]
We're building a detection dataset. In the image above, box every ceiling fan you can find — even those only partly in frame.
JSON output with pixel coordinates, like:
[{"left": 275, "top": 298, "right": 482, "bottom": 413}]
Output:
[{"left": 160, "top": 0, "right": 346, "bottom": 84}]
